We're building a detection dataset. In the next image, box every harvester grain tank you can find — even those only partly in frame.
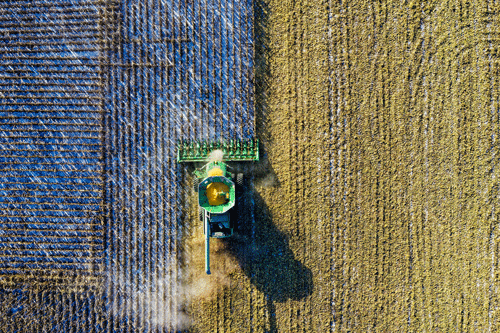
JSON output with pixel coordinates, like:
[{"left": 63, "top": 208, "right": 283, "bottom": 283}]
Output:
[{"left": 177, "top": 139, "right": 259, "bottom": 274}]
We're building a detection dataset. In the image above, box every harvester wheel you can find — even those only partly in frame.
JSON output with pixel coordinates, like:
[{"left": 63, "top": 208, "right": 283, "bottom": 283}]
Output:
[{"left": 236, "top": 173, "right": 244, "bottom": 186}]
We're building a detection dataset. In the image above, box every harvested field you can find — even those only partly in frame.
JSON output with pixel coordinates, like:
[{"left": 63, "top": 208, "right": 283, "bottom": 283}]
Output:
[{"left": 186, "top": 0, "right": 500, "bottom": 332}]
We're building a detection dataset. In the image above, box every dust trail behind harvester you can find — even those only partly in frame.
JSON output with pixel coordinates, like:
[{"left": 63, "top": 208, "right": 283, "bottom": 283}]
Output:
[
  {"left": 184, "top": 220, "right": 240, "bottom": 303},
  {"left": 110, "top": 272, "right": 191, "bottom": 331}
]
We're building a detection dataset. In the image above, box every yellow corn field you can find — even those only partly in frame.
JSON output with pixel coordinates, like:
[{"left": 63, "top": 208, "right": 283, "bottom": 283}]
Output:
[{"left": 185, "top": 0, "right": 500, "bottom": 331}]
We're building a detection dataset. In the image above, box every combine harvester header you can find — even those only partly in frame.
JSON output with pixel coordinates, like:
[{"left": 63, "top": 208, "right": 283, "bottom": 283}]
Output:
[{"left": 177, "top": 139, "right": 259, "bottom": 162}]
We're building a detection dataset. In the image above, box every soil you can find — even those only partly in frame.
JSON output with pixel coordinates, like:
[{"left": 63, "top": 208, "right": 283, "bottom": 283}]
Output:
[{"left": 185, "top": 0, "right": 500, "bottom": 331}]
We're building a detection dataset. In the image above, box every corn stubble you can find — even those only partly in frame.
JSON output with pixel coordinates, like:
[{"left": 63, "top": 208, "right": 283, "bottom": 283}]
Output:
[{"left": 186, "top": 0, "right": 500, "bottom": 332}]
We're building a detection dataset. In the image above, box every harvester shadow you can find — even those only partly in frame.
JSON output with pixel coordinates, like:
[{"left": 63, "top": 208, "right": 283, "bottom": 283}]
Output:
[{"left": 226, "top": 178, "right": 313, "bottom": 304}]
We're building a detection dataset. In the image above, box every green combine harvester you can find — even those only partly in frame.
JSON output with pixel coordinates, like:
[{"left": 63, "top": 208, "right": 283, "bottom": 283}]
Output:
[{"left": 177, "top": 139, "right": 259, "bottom": 274}]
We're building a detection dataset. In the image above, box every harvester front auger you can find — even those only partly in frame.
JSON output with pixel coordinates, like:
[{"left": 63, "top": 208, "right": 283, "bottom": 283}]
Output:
[{"left": 177, "top": 138, "right": 259, "bottom": 274}]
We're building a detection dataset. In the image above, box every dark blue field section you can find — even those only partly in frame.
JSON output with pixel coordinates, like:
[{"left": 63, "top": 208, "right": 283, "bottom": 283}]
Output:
[
  {"left": 0, "top": 0, "right": 254, "bottom": 331},
  {"left": 0, "top": 1, "right": 105, "bottom": 277}
]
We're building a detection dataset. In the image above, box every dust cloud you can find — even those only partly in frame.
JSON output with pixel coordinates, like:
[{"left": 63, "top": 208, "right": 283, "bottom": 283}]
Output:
[
  {"left": 208, "top": 149, "right": 224, "bottom": 162},
  {"left": 184, "top": 225, "right": 240, "bottom": 302},
  {"left": 110, "top": 272, "right": 191, "bottom": 331}
]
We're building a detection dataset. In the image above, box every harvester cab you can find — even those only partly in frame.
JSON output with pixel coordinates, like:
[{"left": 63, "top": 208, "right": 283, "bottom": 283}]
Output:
[{"left": 177, "top": 139, "right": 259, "bottom": 274}]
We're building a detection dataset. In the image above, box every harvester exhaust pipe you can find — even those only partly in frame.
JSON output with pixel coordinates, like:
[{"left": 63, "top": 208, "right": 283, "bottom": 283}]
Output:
[{"left": 205, "top": 215, "right": 211, "bottom": 275}]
